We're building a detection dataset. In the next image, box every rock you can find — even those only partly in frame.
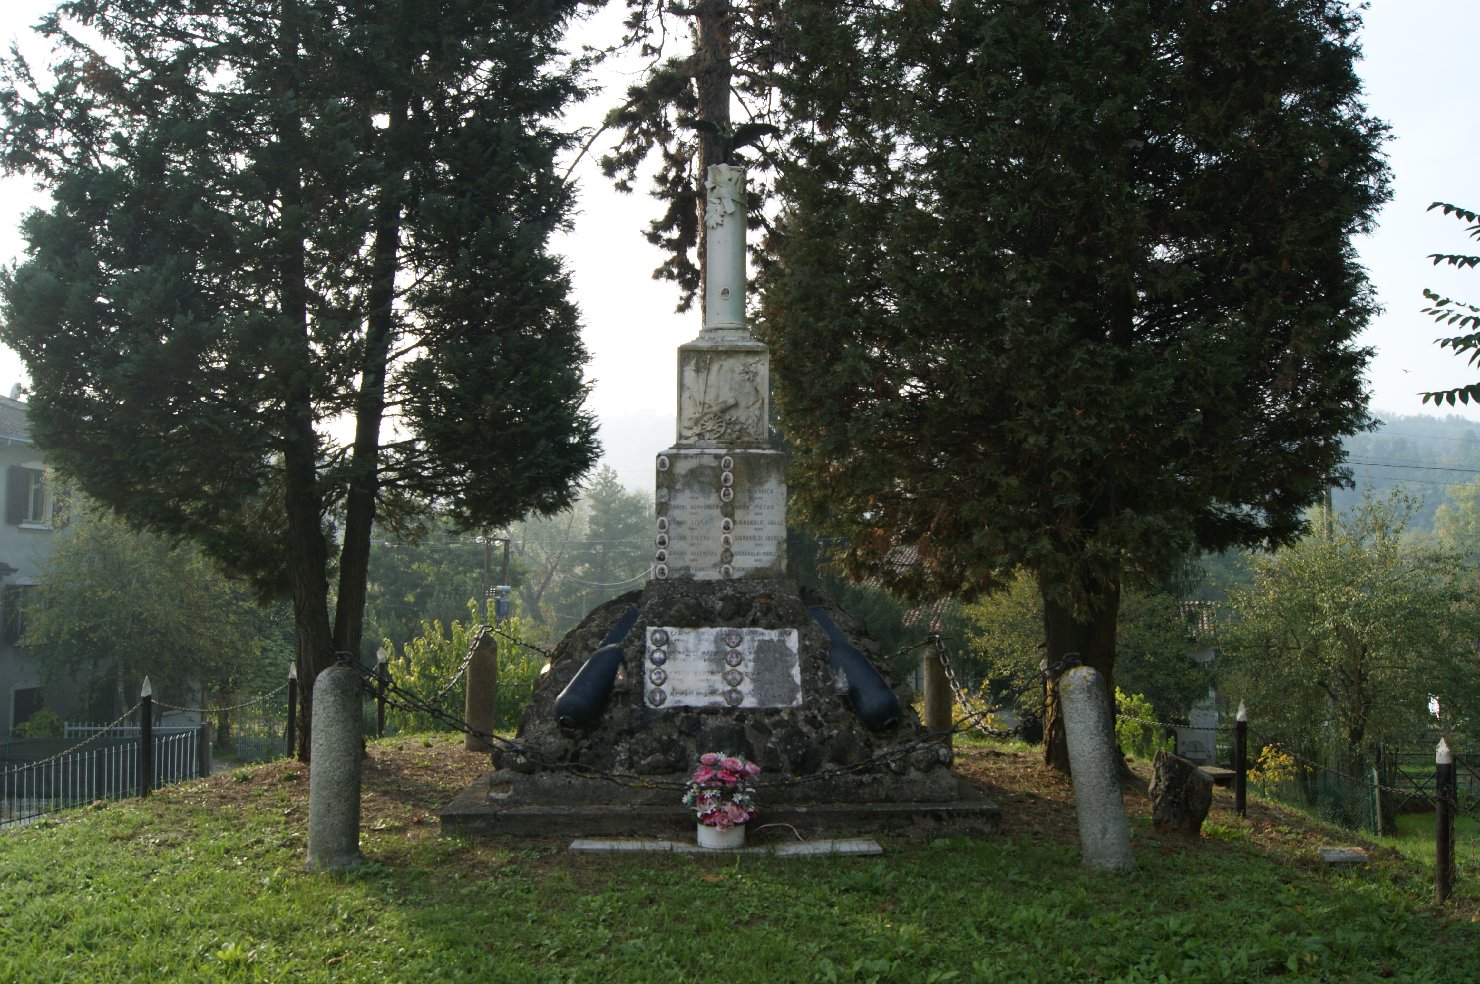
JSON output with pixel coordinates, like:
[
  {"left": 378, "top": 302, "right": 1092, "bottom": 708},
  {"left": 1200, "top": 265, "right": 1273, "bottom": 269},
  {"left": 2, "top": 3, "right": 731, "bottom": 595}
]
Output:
[
  {"left": 1318, "top": 847, "right": 1370, "bottom": 868},
  {"left": 1149, "top": 750, "right": 1214, "bottom": 835}
]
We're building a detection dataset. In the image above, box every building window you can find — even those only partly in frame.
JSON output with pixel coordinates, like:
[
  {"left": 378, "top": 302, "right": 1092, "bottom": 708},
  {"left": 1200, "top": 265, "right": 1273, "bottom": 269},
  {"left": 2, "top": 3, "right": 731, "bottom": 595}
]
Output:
[
  {"left": 3, "top": 584, "right": 34, "bottom": 645},
  {"left": 11, "top": 687, "right": 43, "bottom": 734},
  {"left": 6, "top": 465, "right": 50, "bottom": 527}
]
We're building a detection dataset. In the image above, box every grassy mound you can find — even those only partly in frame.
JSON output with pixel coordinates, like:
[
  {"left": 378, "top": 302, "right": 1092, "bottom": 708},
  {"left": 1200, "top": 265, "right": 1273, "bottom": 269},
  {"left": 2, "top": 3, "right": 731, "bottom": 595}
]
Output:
[{"left": 2, "top": 734, "right": 1476, "bottom": 982}]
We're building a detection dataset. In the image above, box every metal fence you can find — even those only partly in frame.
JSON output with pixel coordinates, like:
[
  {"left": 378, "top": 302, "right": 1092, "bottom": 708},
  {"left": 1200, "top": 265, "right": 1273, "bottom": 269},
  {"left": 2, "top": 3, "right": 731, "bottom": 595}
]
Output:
[{"left": 1, "top": 725, "right": 205, "bottom": 829}]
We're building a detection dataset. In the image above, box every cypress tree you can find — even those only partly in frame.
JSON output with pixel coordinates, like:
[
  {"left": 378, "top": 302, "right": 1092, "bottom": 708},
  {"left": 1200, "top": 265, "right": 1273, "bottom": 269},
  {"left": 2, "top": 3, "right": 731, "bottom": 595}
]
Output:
[
  {"left": 759, "top": 0, "right": 1391, "bottom": 769},
  {"left": 0, "top": 0, "right": 599, "bottom": 756}
]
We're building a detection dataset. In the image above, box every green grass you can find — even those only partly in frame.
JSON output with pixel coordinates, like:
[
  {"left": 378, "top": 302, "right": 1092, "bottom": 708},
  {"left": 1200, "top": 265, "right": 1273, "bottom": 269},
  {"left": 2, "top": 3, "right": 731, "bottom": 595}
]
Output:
[
  {"left": 2, "top": 738, "right": 1478, "bottom": 983},
  {"left": 1375, "top": 810, "right": 1480, "bottom": 868}
]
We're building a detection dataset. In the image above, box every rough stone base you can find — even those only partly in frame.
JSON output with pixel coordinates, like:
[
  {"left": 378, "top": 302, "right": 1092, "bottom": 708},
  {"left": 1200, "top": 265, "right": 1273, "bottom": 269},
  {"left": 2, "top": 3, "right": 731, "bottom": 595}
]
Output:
[
  {"left": 440, "top": 772, "right": 999, "bottom": 840},
  {"left": 462, "top": 579, "right": 986, "bottom": 841}
]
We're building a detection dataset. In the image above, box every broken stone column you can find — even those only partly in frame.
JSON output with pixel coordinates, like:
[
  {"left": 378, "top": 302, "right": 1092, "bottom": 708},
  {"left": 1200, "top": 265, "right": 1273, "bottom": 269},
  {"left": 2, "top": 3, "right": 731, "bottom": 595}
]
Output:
[
  {"left": 1149, "top": 750, "right": 1213, "bottom": 835},
  {"left": 307, "top": 663, "right": 363, "bottom": 873},
  {"left": 1059, "top": 665, "right": 1136, "bottom": 872}
]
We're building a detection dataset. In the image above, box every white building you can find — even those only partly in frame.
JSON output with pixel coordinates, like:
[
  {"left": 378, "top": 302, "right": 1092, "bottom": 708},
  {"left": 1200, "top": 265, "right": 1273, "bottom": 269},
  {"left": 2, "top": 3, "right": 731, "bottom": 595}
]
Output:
[{"left": 0, "top": 389, "right": 61, "bottom": 734}]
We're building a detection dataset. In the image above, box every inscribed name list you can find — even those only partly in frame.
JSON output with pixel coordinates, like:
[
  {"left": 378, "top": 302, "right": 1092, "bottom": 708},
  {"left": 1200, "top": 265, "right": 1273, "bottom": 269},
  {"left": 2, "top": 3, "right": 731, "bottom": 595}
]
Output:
[
  {"left": 643, "top": 627, "right": 802, "bottom": 709},
  {"left": 654, "top": 449, "right": 787, "bottom": 580}
]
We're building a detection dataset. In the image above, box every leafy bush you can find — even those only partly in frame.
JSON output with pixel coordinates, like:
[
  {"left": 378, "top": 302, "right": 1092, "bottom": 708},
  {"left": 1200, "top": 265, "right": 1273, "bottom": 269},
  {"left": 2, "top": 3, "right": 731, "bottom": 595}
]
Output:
[
  {"left": 385, "top": 601, "right": 547, "bottom": 735},
  {"left": 1115, "top": 688, "right": 1174, "bottom": 760},
  {"left": 15, "top": 708, "right": 62, "bottom": 738}
]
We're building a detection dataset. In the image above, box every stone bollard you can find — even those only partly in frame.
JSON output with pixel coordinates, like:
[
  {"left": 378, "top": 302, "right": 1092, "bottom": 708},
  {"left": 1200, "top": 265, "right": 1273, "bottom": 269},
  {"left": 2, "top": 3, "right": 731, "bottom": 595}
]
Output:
[
  {"left": 307, "top": 663, "right": 363, "bottom": 873},
  {"left": 1058, "top": 666, "right": 1136, "bottom": 872},
  {"left": 921, "top": 644, "right": 953, "bottom": 749},
  {"left": 464, "top": 628, "right": 499, "bottom": 753}
]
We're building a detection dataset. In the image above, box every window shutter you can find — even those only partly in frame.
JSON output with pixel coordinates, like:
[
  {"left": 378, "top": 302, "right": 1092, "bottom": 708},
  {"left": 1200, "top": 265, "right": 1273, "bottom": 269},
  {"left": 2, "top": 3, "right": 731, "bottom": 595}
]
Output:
[
  {"left": 5, "top": 467, "right": 26, "bottom": 526},
  {"left": 2, "top": 585, "right": 18, "bottom": 645}
]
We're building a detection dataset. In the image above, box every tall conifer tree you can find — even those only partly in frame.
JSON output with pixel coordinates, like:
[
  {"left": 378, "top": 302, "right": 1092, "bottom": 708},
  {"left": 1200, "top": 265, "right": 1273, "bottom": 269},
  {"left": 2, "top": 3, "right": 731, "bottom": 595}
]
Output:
[
  {"left": 759, "top": 1, "right": 1390, "bottom": 768},
  {"left": 0, "top": 0, "right": 599, "bottom": 756}
]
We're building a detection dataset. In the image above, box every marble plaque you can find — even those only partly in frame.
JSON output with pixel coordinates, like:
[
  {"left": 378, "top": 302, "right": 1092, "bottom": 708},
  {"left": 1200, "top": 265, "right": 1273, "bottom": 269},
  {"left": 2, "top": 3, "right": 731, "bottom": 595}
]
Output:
[
  {"left": 643, "top": 627, "right": 802, "bottom": 709},
  {"left": 654, "top": 448, "right": 786, "bottom": 580}
]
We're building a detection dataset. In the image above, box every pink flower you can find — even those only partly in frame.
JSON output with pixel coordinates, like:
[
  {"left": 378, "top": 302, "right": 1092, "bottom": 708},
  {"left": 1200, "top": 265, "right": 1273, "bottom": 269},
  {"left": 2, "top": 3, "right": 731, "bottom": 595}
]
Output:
[
  {"left": 744, "top": 761, "right": 761, "bottom": 777},
  {"left": 692, "top": 765, "right": 715, "bottom": 784},
  {"left": 699, "top": 752, "right": 721, "bottom": 766},
  {"left": 700, "top": 809, "right": 734, "bottom": 829},
  {"left": 724, "top": 801, "right": 750, "bottom": 823},
  {"left": 718, "top": 769, "right": 740, "bottom": 784},
  {"left": 721, "top": 756, "right": 744, "bottom": 773}
]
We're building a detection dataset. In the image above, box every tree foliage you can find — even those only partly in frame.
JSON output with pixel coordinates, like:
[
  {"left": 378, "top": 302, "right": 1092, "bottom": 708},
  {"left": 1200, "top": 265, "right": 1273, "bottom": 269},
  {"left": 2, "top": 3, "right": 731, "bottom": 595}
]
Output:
[
  {"left": 0, "top": 0, "right": 600, "bottom": 752},
  {"left": 364, "top": 520, "right": 487, "bottom": 659},
  {"left": 962, "top": 570, "right": 1210, "bottom": 733},
  {"left": 600, "top": 0, "right": 785, "bottom": 309},
  {"left": 508, "top": 465, "right": 652, "bottom": 639},
  {"left": 758, "top": 0, "right": 1390, "bottom": 768},
  {"left": 1419, "top": 201, "right": 1480, "bottom": 407},
  {"left": 1219, "top": 492, "right": 1480, "bottom": 769},
  {"left": 24, "top": 497, "right": 291, "bottom": 720}
]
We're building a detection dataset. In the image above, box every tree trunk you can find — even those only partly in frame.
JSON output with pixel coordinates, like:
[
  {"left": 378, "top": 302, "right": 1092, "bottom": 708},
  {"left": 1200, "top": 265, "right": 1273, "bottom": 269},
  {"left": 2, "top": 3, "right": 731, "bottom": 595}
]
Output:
[
  {"left": 693, "top": 0, "right": 732, "bottom": 323},
  {"left": 1038, "top": 568, "right": 1121, "bottom": 774},
  {"left": 334, "top": 94, "right": 405, "bottom": 663},
  {"left": 276, "top": 0, "right": 336, "bottom": 763}
]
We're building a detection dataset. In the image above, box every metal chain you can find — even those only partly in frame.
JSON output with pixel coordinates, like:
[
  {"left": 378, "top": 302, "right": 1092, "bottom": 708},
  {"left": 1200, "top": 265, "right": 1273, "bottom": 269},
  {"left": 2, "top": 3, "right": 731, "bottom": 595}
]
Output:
[
  {"left": 345, "top": 657, "right": 688, "bottom": 790},
  {"left": 2, "top": 703, "right": 143, "bottom": 772},
  {"left": 153, "top": 682, "right": 289, "bottom": 715},
  {"left": 426, "top": 646, "right": 477, "bottom": 704},
  {"left": 931, "top": 636, "right": 1064, "bottom": 741},
  {"left": 487, "top": 623, "right": 555, "bottom": 661}
]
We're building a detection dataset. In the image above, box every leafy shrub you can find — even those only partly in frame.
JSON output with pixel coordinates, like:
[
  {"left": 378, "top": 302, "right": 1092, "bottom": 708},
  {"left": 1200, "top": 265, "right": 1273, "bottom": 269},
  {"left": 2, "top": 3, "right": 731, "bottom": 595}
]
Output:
[
  {"left": 1115, "top": 688, "right": 1175, "bottom": 760},
  {"left": 385, "top": 601, "right": 546, "bottom": 735},
  {"left": 15, "top": 708, "right": 62, "bottom": 738},
  {"left": 1248, "top": 744, "right": 1302, "bottom": 795}
]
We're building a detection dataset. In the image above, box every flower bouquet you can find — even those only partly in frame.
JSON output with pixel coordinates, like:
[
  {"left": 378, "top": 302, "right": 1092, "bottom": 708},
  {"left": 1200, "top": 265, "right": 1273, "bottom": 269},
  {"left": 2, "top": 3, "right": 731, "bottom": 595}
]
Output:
[{"left": 684, "top": 752, "right": 761, "bottom": 847}]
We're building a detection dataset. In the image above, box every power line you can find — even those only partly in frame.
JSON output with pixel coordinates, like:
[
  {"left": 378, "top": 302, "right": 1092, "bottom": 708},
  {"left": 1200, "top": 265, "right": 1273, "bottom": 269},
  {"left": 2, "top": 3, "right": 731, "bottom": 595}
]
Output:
[{"left": 1346, "top": 458, "right": 1480, "bottom": 475}]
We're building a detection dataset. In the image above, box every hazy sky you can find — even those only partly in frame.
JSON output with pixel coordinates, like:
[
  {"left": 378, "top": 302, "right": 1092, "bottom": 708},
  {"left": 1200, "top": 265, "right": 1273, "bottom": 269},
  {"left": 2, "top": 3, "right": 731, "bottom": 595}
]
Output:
[{"left": 0, "top": 1, "right": 1476, "bottom": 493}]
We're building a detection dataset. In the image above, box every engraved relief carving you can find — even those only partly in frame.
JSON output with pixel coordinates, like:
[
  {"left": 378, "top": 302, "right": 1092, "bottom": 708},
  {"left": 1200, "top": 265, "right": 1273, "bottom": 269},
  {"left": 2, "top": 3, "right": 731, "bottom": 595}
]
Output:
[{"left": 705, "top": 166, "right": 744, "bottom": 231}]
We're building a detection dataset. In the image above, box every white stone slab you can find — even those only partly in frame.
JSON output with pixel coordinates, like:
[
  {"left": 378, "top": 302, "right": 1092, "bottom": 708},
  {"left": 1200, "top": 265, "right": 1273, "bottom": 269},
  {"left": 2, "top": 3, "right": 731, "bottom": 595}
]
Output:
[
  {"left": 1318, "top": 847, "right": 1370, "bottom": 867},
  {"left": 643, "top": 627, "right": 801, "bottom": 709},
  {"left": 654, "top": 448, "right": 786, "bottom": 580},
  {"left": 568, "top": 838, "right": 884, "bottom": 857},
  {"left": 676, "top": 338, "right": 770, "bottom": 447}
]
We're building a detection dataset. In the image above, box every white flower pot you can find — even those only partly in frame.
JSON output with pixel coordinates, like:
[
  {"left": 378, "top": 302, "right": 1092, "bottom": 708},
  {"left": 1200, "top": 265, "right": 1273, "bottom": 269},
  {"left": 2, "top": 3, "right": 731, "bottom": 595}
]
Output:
[{"left": 696, "top": 822, "right": 746, "bottom": 850}]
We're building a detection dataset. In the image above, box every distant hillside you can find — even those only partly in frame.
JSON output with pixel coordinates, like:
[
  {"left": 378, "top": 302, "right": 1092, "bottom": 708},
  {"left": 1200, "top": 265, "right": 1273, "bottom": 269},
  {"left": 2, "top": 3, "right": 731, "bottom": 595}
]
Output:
[{"left": 1337, "top": 412, "right": 1480, "bottom": 531}]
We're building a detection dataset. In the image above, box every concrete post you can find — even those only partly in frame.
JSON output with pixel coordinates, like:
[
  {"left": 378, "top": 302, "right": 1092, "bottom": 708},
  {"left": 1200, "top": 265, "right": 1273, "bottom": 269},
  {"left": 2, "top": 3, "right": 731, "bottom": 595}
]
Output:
[
  {"left": 307, "top": 663, "right": 363, "bottom": 873},
  {"left": 1058, "top": 665, "right": 1136, "bottom": 872},
  {"left": 921, "top": 645, "right": 953, "bottom": 748},
  {"left": 1234, "top": 700, "right": 1248, "bottom": 818},
  {"left": 1436, "top": 738, "right": 1455, "bottom": 904},
  {"left": 464, "top": 629, "right": 499, "bottom": 753}
]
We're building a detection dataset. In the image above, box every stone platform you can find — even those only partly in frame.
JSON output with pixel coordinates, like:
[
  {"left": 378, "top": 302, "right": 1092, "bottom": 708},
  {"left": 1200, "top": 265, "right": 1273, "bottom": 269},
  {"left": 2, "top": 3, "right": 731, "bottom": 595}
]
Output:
[
  {"left": 568, "top": 837, "right": 884, "bottom": 856},
  {"left": 439, "top": 772, "right": 1000, "bottom": 840}
]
